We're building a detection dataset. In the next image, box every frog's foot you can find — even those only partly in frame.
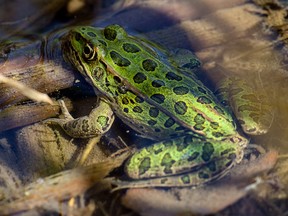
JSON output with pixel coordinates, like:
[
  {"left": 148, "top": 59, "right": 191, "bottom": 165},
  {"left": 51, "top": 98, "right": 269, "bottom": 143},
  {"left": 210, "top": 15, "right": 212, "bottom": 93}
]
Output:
[
  {"left": 243, "top": 144, "right": 266, "bottom": 162},
  {"left": 43, "top": 99, "right": 73, "bottom": 125},
  {"left": 57, "top": 99, "right": 74, "bottom": 120},
  {"left": 44, "top": 99, "right": 115, "bottom": 138}
]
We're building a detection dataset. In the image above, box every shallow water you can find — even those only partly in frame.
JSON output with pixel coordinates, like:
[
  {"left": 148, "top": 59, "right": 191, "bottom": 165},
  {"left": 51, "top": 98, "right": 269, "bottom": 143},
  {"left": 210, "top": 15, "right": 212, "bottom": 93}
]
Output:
[{"left": 0, "top": 0, "right": 287, "bottom": 215}]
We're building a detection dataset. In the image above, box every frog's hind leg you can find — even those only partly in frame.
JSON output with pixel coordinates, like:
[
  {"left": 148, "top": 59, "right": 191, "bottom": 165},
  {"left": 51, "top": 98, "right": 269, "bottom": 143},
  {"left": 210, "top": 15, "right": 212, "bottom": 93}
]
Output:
[
  {"left": 112, "top": 155, "right": 236, "bottom": 190},
  {"left": 112, "top": 135, "right": 244, "bottom": 189},
  {"left": 215, "top": 77, "right": 274, "bottom": 135}
]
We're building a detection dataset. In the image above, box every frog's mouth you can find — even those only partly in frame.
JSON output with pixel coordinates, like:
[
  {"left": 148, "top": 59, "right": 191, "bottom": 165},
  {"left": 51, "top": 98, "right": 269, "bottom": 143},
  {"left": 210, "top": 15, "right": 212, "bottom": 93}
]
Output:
[{"left": 61, "top": 35, "right": 86, "bottom": 77}]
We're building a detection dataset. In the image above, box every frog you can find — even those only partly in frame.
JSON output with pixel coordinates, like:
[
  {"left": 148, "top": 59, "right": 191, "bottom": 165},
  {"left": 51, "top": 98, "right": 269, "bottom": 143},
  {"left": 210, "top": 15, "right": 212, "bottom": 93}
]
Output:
[{"left": 48, "top": 24, "right": 273, "bottom": 188}]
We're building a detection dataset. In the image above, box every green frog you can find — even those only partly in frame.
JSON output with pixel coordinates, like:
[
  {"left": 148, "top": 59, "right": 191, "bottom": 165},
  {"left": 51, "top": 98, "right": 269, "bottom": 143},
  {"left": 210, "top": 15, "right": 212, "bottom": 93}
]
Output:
[{"left": 50, "top": 24, "right": 272, "bottom": 188}]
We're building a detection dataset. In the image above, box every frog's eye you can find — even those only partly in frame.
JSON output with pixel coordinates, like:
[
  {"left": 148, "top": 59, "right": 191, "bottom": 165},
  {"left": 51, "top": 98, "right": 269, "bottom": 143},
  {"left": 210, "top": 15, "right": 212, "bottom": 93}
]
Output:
[{"left": 83, "top": 43, "right": 97, "bottom": 61}]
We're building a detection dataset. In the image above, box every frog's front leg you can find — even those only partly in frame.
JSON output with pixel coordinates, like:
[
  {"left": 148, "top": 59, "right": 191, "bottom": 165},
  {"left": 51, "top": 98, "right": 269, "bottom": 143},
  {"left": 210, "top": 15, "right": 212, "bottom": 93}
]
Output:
[
  {"left": 114, "top": 135, "right": 245, "bottom": 189},
  {"left": 45, "top": 99, "right": 115, "bottom": 138}
]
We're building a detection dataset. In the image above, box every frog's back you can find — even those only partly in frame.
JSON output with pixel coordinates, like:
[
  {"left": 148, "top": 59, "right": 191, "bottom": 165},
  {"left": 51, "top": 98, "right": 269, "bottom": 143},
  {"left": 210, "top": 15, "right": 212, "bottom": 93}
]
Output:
[{"left": 72, "top": 25, "right": 239, "bottom": 140}]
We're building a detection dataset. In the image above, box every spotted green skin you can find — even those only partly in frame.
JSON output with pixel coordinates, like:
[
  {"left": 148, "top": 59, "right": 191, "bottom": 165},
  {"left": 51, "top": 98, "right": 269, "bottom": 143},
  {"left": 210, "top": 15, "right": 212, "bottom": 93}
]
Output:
[{"left": 61, "top": 25, "right": 253, "bottom": 188}]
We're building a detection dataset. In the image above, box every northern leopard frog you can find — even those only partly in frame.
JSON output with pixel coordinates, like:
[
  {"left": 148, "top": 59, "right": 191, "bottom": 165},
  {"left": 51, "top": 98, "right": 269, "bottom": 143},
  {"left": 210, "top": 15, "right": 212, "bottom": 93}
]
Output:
[{"left": 50, "top": 24, "right": 272, "bottom": 188}]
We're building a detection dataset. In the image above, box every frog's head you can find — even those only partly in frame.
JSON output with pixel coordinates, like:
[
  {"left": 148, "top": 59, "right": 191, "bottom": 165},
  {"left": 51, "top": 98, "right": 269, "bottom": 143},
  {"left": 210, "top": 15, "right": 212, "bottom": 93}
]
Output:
[{"left": 62, "top": 25, "right": 128, "bottom": 94}]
